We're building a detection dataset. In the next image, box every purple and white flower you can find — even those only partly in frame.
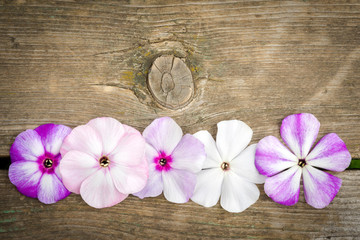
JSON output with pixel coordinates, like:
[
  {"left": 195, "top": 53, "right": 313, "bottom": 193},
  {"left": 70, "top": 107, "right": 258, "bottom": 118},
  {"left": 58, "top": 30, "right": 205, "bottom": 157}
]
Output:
[
  {"left": 255, "top": 113, "right": 351, "bottom": 208},
  {"left": 9, "top": 124, "right": 72, "bottom": 204},
  {"left": 133, "top": 117, "right": 206, "bottom": 203},
  {"left": 191, "top": 120, "right": 266, "bottom": 213}
]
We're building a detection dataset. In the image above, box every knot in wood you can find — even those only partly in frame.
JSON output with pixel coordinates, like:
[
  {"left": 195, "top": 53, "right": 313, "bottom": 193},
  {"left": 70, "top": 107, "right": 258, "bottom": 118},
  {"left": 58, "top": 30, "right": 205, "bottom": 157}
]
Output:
[{"left": 148, "top": 55, "right": 194, "bottom": 109}]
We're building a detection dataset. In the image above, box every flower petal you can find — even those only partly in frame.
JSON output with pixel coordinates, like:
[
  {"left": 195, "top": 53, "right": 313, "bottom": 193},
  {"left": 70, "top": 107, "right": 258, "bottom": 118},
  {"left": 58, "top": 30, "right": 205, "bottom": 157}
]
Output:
[
  {"left": 216, "top": 120, "right": 252, "bottom": 162},
  {"left": 37, "top": 173, "right": 71, "bottom": 204},
  {"left": 10, "top": 129, "right": 44, "bottom": 162},
  {"left": 193, "top": 130, "right": 222, "bottom": 168},
  {"left": 255, "top": 136, "right": 298, "bottom": 177},
  {"left": 80, "top": 168, "right": 128, "bottom": 208},
  {"left": 303, "top": 165, "right": 342, "bottom": 209},
  {"left": 264, "top": 165, "right": 302, "bottom": 206},
  {"left": 170, "top": 134, "right": 206, "bottom": 173},
  {"left": 143, "top": 117, "right": 183, "bottom": 155},
  {"left": 306, "top": 133, "right": 351, "bottom": 172},
  {"left": 8, "top": 161, "right": 42, "bottom": 198},
  {"left": 108, "top": 127, "right": 145, "bottom": 167},
  {"left": 60, "top": 125, "right": 103, "bottom": 159},
  {"left": 133, "top": 163, "right": 163, "bottom": 199},
  {"left": 191, "top": 168, "right": 224, "bottom": 207},
  {"left": 162, "top": 169, "right": 196, "bottom": 203},
  {"left": 34, "top": 124, "right": 71, "bottom": 156},
  {"left": 220, "top": 171, "right": 260, "bottom": 213},
  {"left": 280, "top": 113, "right": 320, "bottom": 159},
  {"left": 110, "top": 158, "right": 148, "bottom": 194},
  {"left": 59, "top": 150, "right": 100, "bottom": 194},
  {"left": 87, "top": 117, "right": 125, "bottom": 155},
  {"left": 231, "top": 144, "right": 266, "bottom": 184}
]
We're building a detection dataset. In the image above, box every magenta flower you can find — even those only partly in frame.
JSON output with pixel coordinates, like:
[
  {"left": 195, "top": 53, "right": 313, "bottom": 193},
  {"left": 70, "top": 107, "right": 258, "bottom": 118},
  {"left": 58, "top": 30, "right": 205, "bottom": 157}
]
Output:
[
  {"left": 59, "top": 117, "right": 148, "bottom": 208},
  {"left": 133, "top": 117, "right": 206, "bottom": 203},
  {"left": 9, "top": 124, "right": 72, "bottom": 204},
  {"left": 255, "top": 113, "right": 351, "bottom": 208}
]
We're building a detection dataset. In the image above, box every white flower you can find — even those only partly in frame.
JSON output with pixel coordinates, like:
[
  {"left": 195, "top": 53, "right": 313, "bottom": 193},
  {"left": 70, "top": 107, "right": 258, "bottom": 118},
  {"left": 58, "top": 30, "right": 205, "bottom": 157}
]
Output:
[{"left": 191, "top": 120, "right": 265, "bottom": 213}]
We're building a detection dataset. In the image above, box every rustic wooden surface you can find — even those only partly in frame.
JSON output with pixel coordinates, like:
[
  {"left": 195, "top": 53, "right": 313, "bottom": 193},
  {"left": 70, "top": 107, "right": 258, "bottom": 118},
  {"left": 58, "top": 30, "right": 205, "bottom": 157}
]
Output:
[{"left": 0, "top": 0, "right": 359, "bottom": 239}]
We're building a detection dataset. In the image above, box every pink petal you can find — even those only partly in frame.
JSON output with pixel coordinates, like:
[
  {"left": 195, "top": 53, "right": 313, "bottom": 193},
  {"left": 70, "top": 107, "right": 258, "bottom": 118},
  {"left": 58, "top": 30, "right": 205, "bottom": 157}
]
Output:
[
  {"left": 10, "top": 129, "right": 44, "bottom": 162},
  {"left": 220, "top": 171, "right": 260, "bottom": 213},
  {"left": 142, "top": 117, "right": 183, "bottom": 155},
  {"left": 231, "top": 144, "right": 266, "bottom": 184},
  {"left": 60, "top": 125, "right": 103, "bottom": 159},
  {"left": 80, "top": 168, "right": 128, "bottom": 208},
  {"left": 34, "top": 124, "right": 71, "bottom": 156},
  {"left": 193, "top": 130, "right": 222, "bottom": 168},
  {"left": 264, "top": 165, "right": 302, "bottom": 206},
  {"left": 87, "top": 117, "right": 125, "bottom": 155},
  {"left": 110, "top": 158, "right": 148, "bottom": 194},
  {"left": 8, "top": 161, "right": 42, "bottom": 198},
  {"left": 108, "top": 127, "right": 145, "bottom": 167},
  {"left": 303, "top": 165, "right": 342, "bottom": 209},
  {"left": 37, "top": 173, "right": 71, "bottom": 204},
  {"left": 280, "top": 113, "right": 320, "bottom": 159},
  {"left": 162, "top": 169, "right": 196, "bottom": 203},
  {"left": 170, "top": 134, "right": 206, "bottom": 173},
  {"left": 255, "top": 136, "right": 298, "bottom": 177},
  {"left": 191, "top": 168, "right": 224, "bottom": 208},
  {"left": 59, "top": 150, "right": 100, "bottom": 194},
  {"left": 306, "top": 133, "right": 351, "bottom": 172},
  {"left": 133, "top": 163, "right": 163, "bottom": 199},
  {"left": 216, "top": 120, "right": 253, "bottom": 162}
]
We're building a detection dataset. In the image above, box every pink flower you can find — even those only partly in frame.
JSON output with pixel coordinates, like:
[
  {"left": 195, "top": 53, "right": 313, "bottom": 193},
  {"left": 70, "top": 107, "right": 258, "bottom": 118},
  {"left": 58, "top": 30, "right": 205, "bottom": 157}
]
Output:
[
  {"left": 255, "top": 113, "right": 351, "bottom": 208},
  {"left": 9, "top": 124, "right": 71, "bottom": 204},
  {"left": 59, "top": 117, "right": 148, "bottom": 208},
  {"left": 133, "top": 117, "right": 206, "bottom": 203}
]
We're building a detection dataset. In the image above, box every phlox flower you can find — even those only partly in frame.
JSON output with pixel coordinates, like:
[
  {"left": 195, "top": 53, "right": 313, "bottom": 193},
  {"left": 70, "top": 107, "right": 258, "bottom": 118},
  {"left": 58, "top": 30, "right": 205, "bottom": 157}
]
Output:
[
  {"left": 133, "top": 117, "right": 206, "bottom": 203},
  {"left": 191, "top": 120, "right": 266, "bottom": 213},
  {"left": 59, "top": 117, "right": 148, "bottom": 208},
  {"left": 255, "top": 113, "right": 351, "bottom": 208},
  {"left": 9, "top": 124, "right": 71, "bottom": 204}
]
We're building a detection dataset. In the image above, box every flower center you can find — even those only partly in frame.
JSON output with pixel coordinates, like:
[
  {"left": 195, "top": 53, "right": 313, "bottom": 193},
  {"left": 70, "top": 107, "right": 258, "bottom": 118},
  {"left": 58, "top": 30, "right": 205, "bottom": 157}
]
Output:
[
  {"left": 43, "top": 158, "right": 53, "bottom": 168},
  {"left": 221, "top": 162, "right": 230, "bottom": 171},
  {"left": 159, "top": 158, "right": 167, "bottom": 166},
  {"left": 99, "top": 156, "right": 110, "bottom": 167},
  {"left": 298, "top": 159, "right": 306, "bottom": 167}
]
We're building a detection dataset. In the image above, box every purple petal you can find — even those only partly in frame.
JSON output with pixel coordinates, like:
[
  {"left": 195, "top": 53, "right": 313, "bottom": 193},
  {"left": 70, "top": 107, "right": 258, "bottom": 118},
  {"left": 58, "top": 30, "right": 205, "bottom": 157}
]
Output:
[
  {"left": 10, "top": 129, "right": 44, "bottom": 163},
  {"left": 162, "top": 169, "right": 196, "bottom": 203},
  {"left": 255, "top": 136, "right": 298, "bottom": 177},
  {"left": 264, "top": 165, "right": 302, "bottom": 206},
  {"left": 306, "top": 133, "right": 351, "bottom": 172},
  {"left": 37, "top": 173, "right": 71, "bottom": 204},
  {"left": 34, "top": 124, "right": 72, "bottom": 156},
  {"left": 133, "top": 163, "right": 163, "bottom": 199},
  {"left": 170, "top": 134, "right": 206, "bottom": 173},
  {"left": 142, "top": 117, "right": 183, "bottom": 155},
  {"left": 280, "top": 113, "right": 320, "bottom": 159},
  {"left": 8, "top": 161, "right": 42, "bottom": 198},
  {"left": 303, "top": 165, "right": 342, "bottom": 209}
]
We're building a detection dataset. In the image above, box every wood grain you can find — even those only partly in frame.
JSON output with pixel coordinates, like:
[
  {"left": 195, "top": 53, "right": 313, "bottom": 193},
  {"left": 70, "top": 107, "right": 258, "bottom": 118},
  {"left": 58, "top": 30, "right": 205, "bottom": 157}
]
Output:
[{"left": 0, "top": 0, "right": 359, "bottom": 239}]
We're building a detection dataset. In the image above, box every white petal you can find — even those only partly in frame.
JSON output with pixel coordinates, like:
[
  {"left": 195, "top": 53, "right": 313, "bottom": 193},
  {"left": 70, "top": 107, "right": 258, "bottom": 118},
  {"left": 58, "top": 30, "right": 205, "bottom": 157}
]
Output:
[
  {"left": 231, "top": 144, "right": 266, "bottom": 184},
  {"left": 220, "top": 171, "right": 260, "bottom": 213},
  {"left": 191, "top": 168, "right": 224, "bottom": 207},
  {"left": 193, "top": 130, "right": 222, "bottom": 168},
  {"left": 216, "top": 120, "right": 253, "bottom": 162},
  {"left": 162, "top": 169, "right": 196, "bottom": 203}
]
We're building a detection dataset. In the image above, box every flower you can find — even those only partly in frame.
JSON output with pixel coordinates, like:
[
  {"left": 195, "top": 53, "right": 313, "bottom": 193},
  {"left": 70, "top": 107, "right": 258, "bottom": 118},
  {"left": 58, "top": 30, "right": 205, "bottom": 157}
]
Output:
[
  {"left": 133, "top": 117, "right": 206, "bottom": 203},
  {"left": 191, "top": 120, "right": 265, "bottom": 213},
  {"left": 255, "top": 113, "right": 351, "bottom": 208},
  {"left": 59, "top": 117, "right": 148, "bottom": 208},
  {"left": 9, "top": 124, "right": 72, "bottom": 204}
]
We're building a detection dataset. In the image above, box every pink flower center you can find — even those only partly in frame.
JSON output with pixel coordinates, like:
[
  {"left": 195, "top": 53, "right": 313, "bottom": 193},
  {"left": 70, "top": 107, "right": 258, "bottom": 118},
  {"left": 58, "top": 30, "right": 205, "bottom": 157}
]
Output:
[
  {"left": 38, "top": 153, "right": 59, "bottom": 173},
  {"left": 99, "top": 156, "right": 110, "bottom": 167},
  {"left": 221, "top": 162, "right": 230, "bottom": 171},
  {"left": 154, "top": 151, "right": 172, "bottom": 171},
  {"left": 43, "top": 158, "right": 53, "bottom": 168},
  {"left": 298, "top": 159, "right": 306, "bottom": 168}
]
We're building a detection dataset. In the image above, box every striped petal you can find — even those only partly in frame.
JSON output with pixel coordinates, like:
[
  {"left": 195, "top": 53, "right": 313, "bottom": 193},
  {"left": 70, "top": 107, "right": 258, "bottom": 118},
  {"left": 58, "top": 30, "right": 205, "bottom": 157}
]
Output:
[
  {"left": 34, "top": 124, "right": 71, "bottom": 156},
  {"left": 10, "top": 129, "right": 44, "bottom": 162}
]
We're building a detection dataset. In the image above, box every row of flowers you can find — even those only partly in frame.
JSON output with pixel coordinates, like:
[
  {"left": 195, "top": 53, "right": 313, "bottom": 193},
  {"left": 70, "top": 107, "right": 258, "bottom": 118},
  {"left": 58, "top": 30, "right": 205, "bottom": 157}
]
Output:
[{"left": 8, "top": 113, "right": 351, "bottom": 212}]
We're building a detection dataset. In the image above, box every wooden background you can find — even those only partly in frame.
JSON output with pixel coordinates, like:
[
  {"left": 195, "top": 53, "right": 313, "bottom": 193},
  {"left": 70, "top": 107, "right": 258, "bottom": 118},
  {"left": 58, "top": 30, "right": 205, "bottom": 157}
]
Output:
[{"left": 0, "top": 0, "right": 359, "bottom": 239}]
